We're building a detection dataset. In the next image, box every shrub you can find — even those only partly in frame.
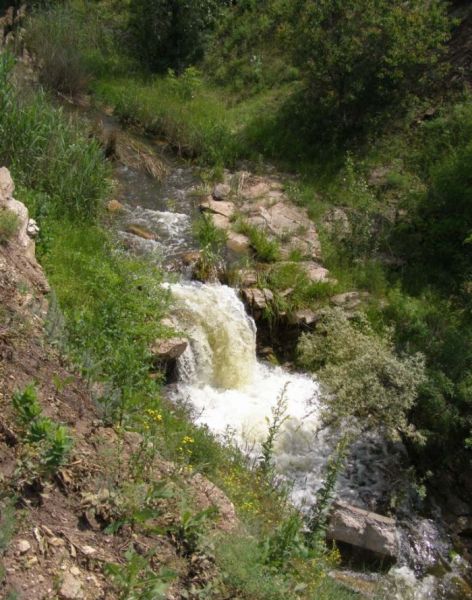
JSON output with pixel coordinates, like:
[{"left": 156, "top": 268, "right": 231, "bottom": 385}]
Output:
[
  {"left": 286, "top": 0, "right": 450, "bottom": 132},
  {"left": 298, "top": 308, "right": 425, "bottom": 439},
  {"left": 12, "top": 384, "right": 73, "bottom": 475},
  {"left": 413, "top": 142, "right": 472, "bottom": 286},
  {"left": 0, "top": 209, "right": 19, "bottom": 243},
  {"left": 193, "top": 213, "right": 227, "bottom": 253},
  {"left": 26, "top": 1, "right": 132, "bottom": 92}
]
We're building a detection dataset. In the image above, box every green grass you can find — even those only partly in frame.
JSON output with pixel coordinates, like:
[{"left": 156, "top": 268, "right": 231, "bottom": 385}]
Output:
[
  {"left": 92, "top": 72, "right": 291, "bottom": 167},
  {"left": 235, "top": 219, "right": 281, "bottom": 263},
  {"left": 0, "top": 209, "right": 20, "bottom": 243}
]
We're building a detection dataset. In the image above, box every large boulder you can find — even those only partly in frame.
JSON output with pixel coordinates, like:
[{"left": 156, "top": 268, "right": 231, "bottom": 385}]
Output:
[
  {"left": 327, "top": 501, "right": 398, "bottom": 558},
  {"left": 151, "top": 337, "right": 188, "bottom": 362},
  {"left": 0, "top": 167, "right": 37, "bottom": 259},
  {"left": 242, "top": 287, "right": 274, "bottom": 311}
]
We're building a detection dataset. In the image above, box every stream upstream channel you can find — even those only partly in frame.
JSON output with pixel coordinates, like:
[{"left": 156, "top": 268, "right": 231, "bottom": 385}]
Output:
[{"left": 88, "top": 108, "right": 471, "bottom": 600}]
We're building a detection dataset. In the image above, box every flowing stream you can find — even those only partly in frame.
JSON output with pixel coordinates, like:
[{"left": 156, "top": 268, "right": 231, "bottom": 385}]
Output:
[{"left": 96, "top": 111, "right": 471, "bottom": 599}]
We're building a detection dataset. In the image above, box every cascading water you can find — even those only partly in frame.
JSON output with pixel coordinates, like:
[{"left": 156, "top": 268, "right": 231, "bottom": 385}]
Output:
[{"left": 168, "top": 282, "right": 407, "bottom": 510}]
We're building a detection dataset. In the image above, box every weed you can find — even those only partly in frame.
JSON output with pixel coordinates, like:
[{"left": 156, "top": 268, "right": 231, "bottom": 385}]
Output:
[
  {"left": 0, "top": 53, "right": 110, "bottom": 221},
  {"left": 0, "top": 497, "right": 16, "bottom": 592},
  {"left": 259, "top": 384, "right": 289, "bottom": 475},
  {"left": 306, "top": 435, "right": 351, "bottom": 550},
  {"left": 236, "top": 220, "right": 280, "bottom": 263},
  {"left": 12, "top": 384, "right": 42, "bottom": 425},
  {"left": 193, "top": 213, "right": 226, "bottom": 254},
  {"left": 12, "top": 384, "right": 73, "bottom": 477},
  {"left": 171, "top": 505, "right": 218, "bottom": 557},
  {"left": 105, "top": 548, "right": 175, "bottom": 600}
]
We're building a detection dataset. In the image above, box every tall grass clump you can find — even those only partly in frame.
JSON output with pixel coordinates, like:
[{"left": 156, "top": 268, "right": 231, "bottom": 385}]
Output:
[
  {"left": 0, "top": 53, "right": 110, "bottom": 220},
  {"left": 26, "top": 1, "right": 133, "bottom": 93}
]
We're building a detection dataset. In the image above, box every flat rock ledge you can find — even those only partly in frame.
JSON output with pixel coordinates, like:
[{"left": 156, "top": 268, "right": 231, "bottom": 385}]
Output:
[{"left": 327, "top": 501, "right": 399, "bottom": 559}]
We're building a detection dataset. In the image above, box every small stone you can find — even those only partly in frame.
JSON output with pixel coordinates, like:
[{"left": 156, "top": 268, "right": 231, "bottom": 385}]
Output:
[
  {"left": 125, "top": 224, "right": 157, "bottom": 240},
  {"left": 70, "top": 566, "right": 81, "bottom": 576},
  {"left": 212, "top": 183, "right": 231, "bottom": 200},
  {"left": 226, "top": 232, "right": 250, "bottom": 254},
  {"left": 81, "top": 545, "right": 97, "bottom": 556},
  {"left": 18, "top": 540, "right": 31, "bottom": 554},
  {"left": 59, "top": 573, "right": 84, "bottom": 599},
  {"left": 27, "top": 218, "right": 39, "bottom": 238},
  {"left": 200, "top": 197, "right": 234, "bottom": 219},
  {"left": 106, "top": 199, "right": 125, "bottom": 213}
]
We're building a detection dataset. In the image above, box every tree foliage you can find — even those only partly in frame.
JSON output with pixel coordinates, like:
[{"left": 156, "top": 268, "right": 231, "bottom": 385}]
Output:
[
  {"left": 285, "top": 0, "right": 451, "bottom": 130},
  {"left": 298, "top": 308, "right": 425, "bottom": 439},
  {"left": 129, "top": 0, "right": 229, "bottom": 73}
]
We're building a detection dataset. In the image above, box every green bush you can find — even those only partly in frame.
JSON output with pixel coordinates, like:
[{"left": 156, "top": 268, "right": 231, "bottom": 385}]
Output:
[
  {"left": 286, "top": 0, "right": 450, "bottom": 132},
  {"left": 413, "top": 142, "right": 472, "bottom": 286},
  {"left": 236, "top": 220, "right": 280, "bottom": 262},
  {"left": 298, "top": 308, "right": 425, "bottom": 439},
  {"left": 26, "top": 1, "right": 133, "bottom": 90},
  {"left": 12, "top": 384, "right": 73, "bottom": 475},
  {"left": 26, "top": 4, "right": 88, "bottom": 96}
]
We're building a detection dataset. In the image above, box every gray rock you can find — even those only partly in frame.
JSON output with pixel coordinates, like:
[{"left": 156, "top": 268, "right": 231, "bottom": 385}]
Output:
[
  {"left": 212, "top": 183, "right": 231, "bottom": 201},
  {"left": 328, "top": 501, "right": 398, "bottom": 558}
]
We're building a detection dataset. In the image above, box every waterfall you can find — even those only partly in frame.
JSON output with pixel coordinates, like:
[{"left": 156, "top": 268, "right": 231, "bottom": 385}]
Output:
[{"left": 167, "top": 282, "right": 405, "bottom": 510}]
